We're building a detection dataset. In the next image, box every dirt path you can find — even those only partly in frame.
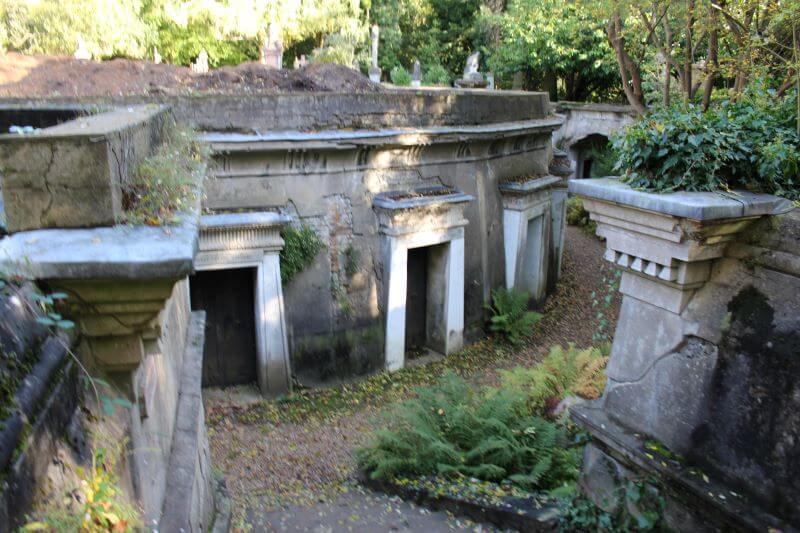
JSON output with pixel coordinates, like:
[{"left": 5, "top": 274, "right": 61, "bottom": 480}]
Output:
[{"left": 205, "top": 225, "right": 621, "bottom": 531}]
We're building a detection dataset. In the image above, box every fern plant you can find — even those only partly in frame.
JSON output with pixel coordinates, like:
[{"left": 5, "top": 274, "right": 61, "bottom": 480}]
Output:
[
  {"left": 356, "top": 372, "right": 580, "bottom": 492},
  {"left": 486, "top": 288, "right": 542, "bottom": 346},
  {"left": 500, "top": 344, "right": 609, "bottom": 415}
]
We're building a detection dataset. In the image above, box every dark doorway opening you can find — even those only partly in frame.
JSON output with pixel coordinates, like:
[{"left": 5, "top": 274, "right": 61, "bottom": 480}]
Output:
[
  {"left": 405, "top": 246, "right": 429, "bottom": 358},
  {"left": 190, "top": 268, "right": 257, "bottom": 387}
]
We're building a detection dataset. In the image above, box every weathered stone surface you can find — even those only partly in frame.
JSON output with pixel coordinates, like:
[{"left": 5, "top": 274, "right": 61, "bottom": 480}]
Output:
[
  {"left": 574, "top": 179, "right": 800, "bottom": 530},
  {"left": 0, "top": 211, "right": 198, "bottom": 280},
  {"left": 159, "top": 311, "right": 216, "bottom": 532},
  {"left": 0, "top": 104, "right": 169, "bottom": 232},
  {"left": 570, "top": 178, "right": 793, "bottom": 220}
]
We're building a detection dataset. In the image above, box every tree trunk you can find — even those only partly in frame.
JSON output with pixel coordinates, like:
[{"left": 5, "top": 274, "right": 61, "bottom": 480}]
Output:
[
  {"left": 702, "top": 0, "right": 721, "bottom": 110},
  {"left": 607, "top": 10, "right": 646, "bottom": 115}
]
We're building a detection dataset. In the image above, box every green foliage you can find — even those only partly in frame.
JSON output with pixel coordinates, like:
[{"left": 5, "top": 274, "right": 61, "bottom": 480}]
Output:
[
  {"left": 279, "top": 225, "right": 325, "bottom": 284},
  {"left": 24, "top": 445, "right": 140, "bottom": 532},
  {"left": 500, "top": 344, "right": 609, "bottom": 413},
  {"left": 389, "top": 65, "right": 412, "bottom": 86},
  {"left": 558, "top": 481, "right": 665, "bottom": 532},
  {"left": 566, "top": 197, "right": 595, "bottom": 232},
  {"left": 152, "top": 14, "right": 258, "bottom": 68},
  {"left": 356, "top": 372, "right": 581, "bottom": 491},
  {"left": 614, "top": 91, "right": 800, "bottom": 200},
  {"left": 121, "top": 120, "right": 206, "bottom": 226},
  {"left": 421, "top": 64, "right": 450, "bottom": 86},
  {"left": 0, "top": 0, "right": 152, "bottom": 59},
  {"left": 482, "top": 0, "right": 619, "bottom": 99},
  {"left": 371, "top": 0, "right": 481, "bottom": 78},
  {"left": 485, "top": 287, "right": 541, "bottom": 346}
]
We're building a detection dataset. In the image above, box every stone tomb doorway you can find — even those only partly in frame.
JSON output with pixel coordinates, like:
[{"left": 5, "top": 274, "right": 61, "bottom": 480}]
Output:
[
  {"left": 374, "top": 186, "right": 473, "bottom": 371},
  {"left": 193, "top": 212, "right": 293, "bottom": 396},
  {"left": 190, "top": 268, "right": 258, "bottom": 386},
  {"left": 404, "top": 243, "right": 451, "bottom": 360}
]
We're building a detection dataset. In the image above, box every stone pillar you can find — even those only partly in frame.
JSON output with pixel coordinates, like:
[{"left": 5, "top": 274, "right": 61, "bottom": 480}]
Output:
[
  {"left": 569, "top": 177, "right": 796, "bottom": 530},
  {"left": 499, "top": 176, "right": 559, "bottom": 304},
  {"left": 547, "top": 148, "right": 571, "bottom": 291},
  {"left": 256, "top": 251, "right": 291, "bottom": 395},
  {"left": 195, "top": 212, "right": 293, "bottom": 396},
  {"left": 374, "top": 186, "right": 472, "bottom": 370},
  {"left": 383, "top": 237, "right": 409, "bottom": 371},
  {"left": 411, "top": 60, "right": 421, "bottom": 87}
]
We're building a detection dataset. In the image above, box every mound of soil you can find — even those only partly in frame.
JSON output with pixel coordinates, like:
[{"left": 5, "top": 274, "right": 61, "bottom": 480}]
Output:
[{"left": 0, "top": 52, "right": 381, "bottom": 97}]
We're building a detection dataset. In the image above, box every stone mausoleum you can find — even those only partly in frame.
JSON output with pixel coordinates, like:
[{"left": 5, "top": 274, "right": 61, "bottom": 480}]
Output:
[{"left": 0, "top": 88, "right": 571, "bottom": 525}]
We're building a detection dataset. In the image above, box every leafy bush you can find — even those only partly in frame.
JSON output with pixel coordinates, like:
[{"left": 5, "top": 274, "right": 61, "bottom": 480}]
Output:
[
  {"left": 357, "top": 372, "right": 580, "bottom": 491},
  {"left": 153, "top": 15, "right": 258, "bottom": 68},
  {"left": 500, "top": 344, "right": 609, "bottom": 414},
  {"left": 486, "top": 287, "right": 542, "bottom": 346},
  {"left": 121, "top": 120, "right": 207, "bottom": 226},
  {"left": 389, "top": 65, "right": 412, "bottom": 86},
  {"left": 566, "top": 197, "right": 595, "bottom": 231},
  {"left": 614, "top": 93, "right": 800, "bottom": 200},
  {"left": 422, "top": 64, "right": 451, "bottom": 86},
  {"left": 279, "top": 225, "right": 325, "bottom": 284}
]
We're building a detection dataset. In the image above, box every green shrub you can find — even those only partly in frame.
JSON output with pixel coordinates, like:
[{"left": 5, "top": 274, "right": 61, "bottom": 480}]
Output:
[
  {"left": 485, "top": 287, "right": 542, "bottom": 346},
  {"left": 357, "top": 372, "right": 580, "bottom": 491},
  {"left": 566, "top": 197, "right": 595, "bottom": 231},
  {"left": 422, "top": 64, "right": 451, "bottom": 86},
  {"left": 279, "top": 225, "right": 325, "bottom": 284},
  {"left": 500, "top": 344, "right": 609, "bottom": 414},
  {"left": 390, "top": 65, "right": 412, "bottom": 86},
  {"left": 614, "top": 91, "right": 799, "bottom": 200}
]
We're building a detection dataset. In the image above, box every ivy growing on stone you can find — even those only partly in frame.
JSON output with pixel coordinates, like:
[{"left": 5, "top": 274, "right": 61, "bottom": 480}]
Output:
[{"left": 279, "top": 225, "right": 326, "bottom": 284}]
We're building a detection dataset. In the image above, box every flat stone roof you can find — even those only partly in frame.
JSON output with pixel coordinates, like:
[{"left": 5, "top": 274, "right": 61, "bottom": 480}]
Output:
[
  {"left": 570, "top": 178, "right": 795, "bottom": 220},
  {"left": 0, "top": 104, "right": 166, "bottom": 141},
  {"left": 499, "top": 175, "right": 561, "bottom": 194},
  {"left": 202, "top": 117, "right": 564, "bottom": 151},
  {"left": 0, "top": 215, "right": 198, "bottom": 280}
]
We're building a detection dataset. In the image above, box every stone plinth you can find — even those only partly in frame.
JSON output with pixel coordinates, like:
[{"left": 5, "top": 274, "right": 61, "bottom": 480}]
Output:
[
  {"left": 374, "top": 186, "right": 472, "bottom": 371},
  {"left": 196, "top": 212, "right": 292, "bottom": 396},
  {"left": 569, "top": 177, "right": 797, "bottom": 530},
  {"left": 0, "top": 105, "right": 170, "bottom": 232},
  {"left": 499, "top": 176, "right": 560, "bottom": 304}
]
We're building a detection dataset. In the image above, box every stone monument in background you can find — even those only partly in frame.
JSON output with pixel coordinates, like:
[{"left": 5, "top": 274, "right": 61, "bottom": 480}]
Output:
[
  {"left": 455, "top": 51, "right": 487, "bottom": 88},
  {"left": 153, "top": 47, "right": 162, "bottom": 64},
  {"left": 369, "top": 25, "right": 382, "bottom": 83},
  {"left": 293, "top": 55, "right": 308, "bottom": 69},
  {"left": 191, "top": 49, "right": 209, "bottom": 74},
  {"left": 261, "top": 23, "right": 283, "bottom": 69},
  {"left": 74, "top": 36, "right": 91, "bottom": 60},
  {"left": 411, "top": 59, "right": 421, "bottom": 87}
]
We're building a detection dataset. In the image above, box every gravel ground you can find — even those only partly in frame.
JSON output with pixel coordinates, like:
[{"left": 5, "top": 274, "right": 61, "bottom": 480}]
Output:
[{"left": 205, "top": 225, "right": 621, "bottom": 531}]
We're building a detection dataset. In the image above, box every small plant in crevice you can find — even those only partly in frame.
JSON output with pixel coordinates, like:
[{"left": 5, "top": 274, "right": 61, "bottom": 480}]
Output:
[
  {"left": 343, "top": 245, "right": 361, "bottom": 278},
  {"left": 120, "top": 120, "right": 208, "bottom": 226},
  {"left": 591, "top": 269, "right": 621, "bottom": 344},
  {"left": 24, "top": 443, "right": 140, "bottom": 532},
  {"left": 485, "top": 287, "right": 542, "bottom": 346},
  {"left": 18, "top": 290, "right": 140, "bottom": 531},
  {"left": 557, "top": 479, "right": 666, "bottom": 532},
  {"left": 279, "top": 224, "right": 325, "bottom": 284},
  {"left": 330, "top": 276, "right": 353, "bottom": 319}
]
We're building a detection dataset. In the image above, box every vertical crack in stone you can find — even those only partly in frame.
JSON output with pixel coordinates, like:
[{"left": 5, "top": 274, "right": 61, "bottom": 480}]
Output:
[{"left": 40, "top": 144, "right": 57, "bottom": 223}]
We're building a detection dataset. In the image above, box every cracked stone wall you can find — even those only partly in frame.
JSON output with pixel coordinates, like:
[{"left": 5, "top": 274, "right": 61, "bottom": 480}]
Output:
[
  {"left": 600, "top": 210, "right": 800, "bottom": 527},
  {"left": 0, "top": 105, "right": 169, "bottom": 232},
  {"left": 206, "top": 132, "right": 553, "bottom": 384}
]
